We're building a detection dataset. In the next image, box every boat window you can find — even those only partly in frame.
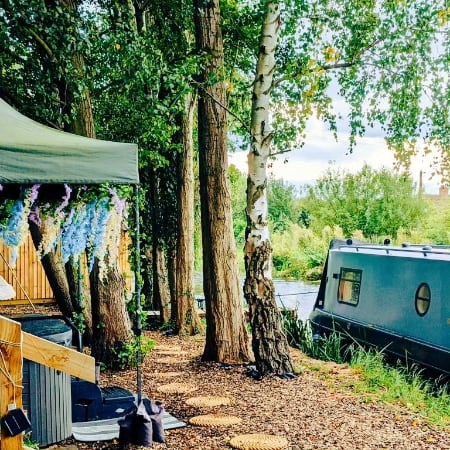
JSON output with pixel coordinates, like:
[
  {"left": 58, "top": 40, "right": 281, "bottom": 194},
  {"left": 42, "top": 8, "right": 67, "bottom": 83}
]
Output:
[
  {"left": 337, "top": 268, "right": 362, "bottom": 306},
  {"left": 415, "top": 283, "right": 431, "bottom": 316}
]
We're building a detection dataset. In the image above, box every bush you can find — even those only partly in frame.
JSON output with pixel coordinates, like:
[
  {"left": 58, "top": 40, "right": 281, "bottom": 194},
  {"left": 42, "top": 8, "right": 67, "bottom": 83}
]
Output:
[
  {"left": 112, "top": 336, "right": 156, "bottom": 370},
  {"left": 272, "top": 224, "right": 342, "bottom": 280}
]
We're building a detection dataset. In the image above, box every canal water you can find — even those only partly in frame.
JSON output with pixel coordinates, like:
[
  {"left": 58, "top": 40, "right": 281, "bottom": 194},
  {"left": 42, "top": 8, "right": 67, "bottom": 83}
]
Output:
[
  {"left": 195, "top": 273, "right": 319, "bottom": 322},
  {"left": 273, "top": 279, "right": 319, "bottom": 322}
]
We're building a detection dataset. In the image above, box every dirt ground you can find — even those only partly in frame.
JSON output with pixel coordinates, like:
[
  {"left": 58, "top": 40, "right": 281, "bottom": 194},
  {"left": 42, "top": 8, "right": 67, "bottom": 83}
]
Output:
[{"left": 3, "top": 305, "right": 449, "bottom": 450}]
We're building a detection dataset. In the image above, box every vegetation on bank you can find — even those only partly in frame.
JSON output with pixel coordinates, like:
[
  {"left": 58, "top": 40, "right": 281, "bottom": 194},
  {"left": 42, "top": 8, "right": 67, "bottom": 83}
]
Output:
[{"left": 229, "top": 164, "right": 450, "bottom": 282}]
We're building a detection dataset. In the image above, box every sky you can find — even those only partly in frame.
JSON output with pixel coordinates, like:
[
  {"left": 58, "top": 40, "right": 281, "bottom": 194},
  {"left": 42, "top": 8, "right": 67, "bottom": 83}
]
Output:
[{"left": 229, "top": 114, "right": 442, "bottom": 195}]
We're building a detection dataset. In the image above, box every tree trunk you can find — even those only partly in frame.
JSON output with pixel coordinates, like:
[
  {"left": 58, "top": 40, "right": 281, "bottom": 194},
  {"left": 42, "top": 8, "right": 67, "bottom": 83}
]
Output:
[
  {"left": 175, "top": 92, "right": 203, "bottom": 335},
  {"left": 89, "top": 259, "right": 131, "bottom": 367},
  {"left": 194, "top": 0, "right": 249, "bottom": 363},
  {"left": 167, "top": 245, "right": 177, "bottom": 323},
  {"left": 148, "top": 173, "right": 171, "bottom": 323},
  {"left": 60, "top": 0, "right": 132, "bottom": 359},
  {"left": 65, "top": 256, "right": 93, "bottom": 345},
  {"left": 154, "top": 246, "right": 171, "bottom": 323},
  {"left": 243, "top": 1, "right": 293, "bottom": 376},
  {"left": 28, "top": 220, "right": 74, "bottom": 319}
]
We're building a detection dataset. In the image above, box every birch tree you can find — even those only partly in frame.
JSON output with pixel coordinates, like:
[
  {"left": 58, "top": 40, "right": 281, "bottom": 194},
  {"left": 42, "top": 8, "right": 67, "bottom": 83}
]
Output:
[
  {"left": 243, "top": 0, "right": 448, "bottom": 375},
  {"left": 243, "top": 1, "right": 293, "bottom": 376}
]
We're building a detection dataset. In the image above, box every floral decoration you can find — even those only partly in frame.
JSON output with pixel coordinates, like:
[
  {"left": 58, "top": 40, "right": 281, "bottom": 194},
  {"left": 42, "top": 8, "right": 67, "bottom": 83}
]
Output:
[{"left": 0, "top": 184, "right": 128, "bottom": 272}]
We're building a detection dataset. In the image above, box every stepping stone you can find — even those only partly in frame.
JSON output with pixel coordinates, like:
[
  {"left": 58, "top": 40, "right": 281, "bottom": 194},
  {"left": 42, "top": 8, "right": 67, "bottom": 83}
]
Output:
[
  {"left": 185, "top": 395, "right": 232, "bottom": 407},
  {"left": 189, "top": 413, "right": 242, "bottom": 427},
  {"left": 154, "top": 344, "right": 182, "bottom": 351},
  {"left": 154, "top": 356, "right": 190, "bottom": 364},
  {"left": 152, "top": 371, "right": 185, "bottom": 378},
  {"left": 157, "top": 382, "right": 198, "bottom": 394},
  {"left": 229, "top": 433, "right": 289, "bottom": 450},
  {"left": 155, "top": 349, "right": 189, "bottom": 356}
]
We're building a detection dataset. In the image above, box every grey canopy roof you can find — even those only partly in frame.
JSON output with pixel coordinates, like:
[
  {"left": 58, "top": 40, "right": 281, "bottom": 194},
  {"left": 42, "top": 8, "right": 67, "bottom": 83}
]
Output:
[{"left": 0, "top": 98, "right": 139, "bottom": 184}]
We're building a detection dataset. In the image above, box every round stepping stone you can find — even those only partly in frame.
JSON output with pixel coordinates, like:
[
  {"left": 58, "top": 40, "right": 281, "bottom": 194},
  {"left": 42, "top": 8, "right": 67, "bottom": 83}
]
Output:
[
  {"left": 155, "top": 349, "right": 189, "bottom": 356},
  {"left": 154, "top": 344, "right": 182, "bottom": 351},
  {"left": 189, "top": 413, "right": 242, "bottom": 427},
  {"left": 154, "top": 356, "right": 189, "bottom": 364},
  {"left": 229, "top": 434, "right": 289, "bottom": 450},
  {"left": 156, "top": 382, "right": 197, "bottom": 394},
  {"left": 152, "top": 371, "right": 185, "bottom": 378},
  {"left": 185, "top": 395, "right": 232, "bottom": 407}
]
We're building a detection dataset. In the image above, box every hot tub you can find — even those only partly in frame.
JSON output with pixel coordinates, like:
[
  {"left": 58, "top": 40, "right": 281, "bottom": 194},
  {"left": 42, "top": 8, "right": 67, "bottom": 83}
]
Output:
[{"left": 16, "top": 315, "right": 72, "bottom": 446}]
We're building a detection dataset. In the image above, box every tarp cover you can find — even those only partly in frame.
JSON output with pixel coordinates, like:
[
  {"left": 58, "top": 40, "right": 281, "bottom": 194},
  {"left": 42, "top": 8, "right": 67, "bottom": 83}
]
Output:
[{"left": 0, "top": 98, "right": 139, "bottom": 184}]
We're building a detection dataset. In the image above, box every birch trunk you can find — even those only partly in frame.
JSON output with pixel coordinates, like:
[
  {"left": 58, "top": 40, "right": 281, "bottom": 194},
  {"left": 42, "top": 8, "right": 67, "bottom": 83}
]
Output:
[
  {"left": 243, "top": 1, "right": 293, "bottom": 376},
  {"left": 194, "top": 0, "right": 250, "bottom": 362}
]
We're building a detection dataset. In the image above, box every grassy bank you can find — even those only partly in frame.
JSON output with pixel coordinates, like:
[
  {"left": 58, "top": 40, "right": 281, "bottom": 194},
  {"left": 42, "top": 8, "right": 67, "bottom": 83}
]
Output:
[{"left": 283, "top": 316, "right": 450, "bottom": 430}]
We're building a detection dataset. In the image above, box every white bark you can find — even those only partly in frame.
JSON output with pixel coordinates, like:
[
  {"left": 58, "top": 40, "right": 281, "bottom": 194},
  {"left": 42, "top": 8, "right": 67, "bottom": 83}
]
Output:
[
  {"left": 244, "top": 1, "right": 293, "bottom": 376},
  {"left": 246, "top": 1, "right": 280, "bottom": 277}
]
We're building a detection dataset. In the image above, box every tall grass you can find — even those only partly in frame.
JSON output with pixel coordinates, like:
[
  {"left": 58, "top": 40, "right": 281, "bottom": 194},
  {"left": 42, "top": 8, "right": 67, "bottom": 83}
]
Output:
[
  {"left": 282, "top": 316, "right": 450, "bottom": 429},
  {"left": 281, "top": 312, "right": 347, "bottom": 363},
  {"left": 272, "top": 225, "right": 342, "bottom": 280}
]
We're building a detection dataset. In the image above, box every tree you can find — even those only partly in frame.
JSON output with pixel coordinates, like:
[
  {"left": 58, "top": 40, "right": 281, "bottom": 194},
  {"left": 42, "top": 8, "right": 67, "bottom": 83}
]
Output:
[
  {"left": 90, "top": 0, "right": 199, "bottom": 333},
  {"left": 243, "top": 1, "right": 293, "bottom": 376},
  {"left": 304, "top": 164, "right": 426, "bottom": 238},
  {"left": 0, "top": 0, "right": 133, "bottom": 365},
  {"left": 229, "top": 164, "right": 247, "bottom": 248},
  {"left": 242, "top": 0, "right": 447, "bottom": 375},
  {"left": 268, "top": 178, "right": 300, "bottom": 232},
  {"left": 175, "top": 92, "right": 204, "bottom": 335},
  {"left": 194, "top": 0, "right": 250, "bottom": 363}
]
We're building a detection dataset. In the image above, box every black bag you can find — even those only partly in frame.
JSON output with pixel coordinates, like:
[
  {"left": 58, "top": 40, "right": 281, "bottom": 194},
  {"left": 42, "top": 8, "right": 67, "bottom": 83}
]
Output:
[
  {"left": 118, "top": 401, "right": 153, "bottom": 447},
  {"left": 143, "top": 398, "right": 165, "bottom": 443}
]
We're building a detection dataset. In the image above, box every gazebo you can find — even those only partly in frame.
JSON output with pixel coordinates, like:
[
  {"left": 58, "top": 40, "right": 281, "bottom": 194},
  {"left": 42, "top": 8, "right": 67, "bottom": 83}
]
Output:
[{"left": 0, "top": 98, "right": 140, "bottom": 450}]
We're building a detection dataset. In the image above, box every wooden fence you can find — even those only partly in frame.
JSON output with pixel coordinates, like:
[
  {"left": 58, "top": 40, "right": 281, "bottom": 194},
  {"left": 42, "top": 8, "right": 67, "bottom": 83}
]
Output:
[{"left": 0, "top": 234, "right": 132, "bottom": 306}]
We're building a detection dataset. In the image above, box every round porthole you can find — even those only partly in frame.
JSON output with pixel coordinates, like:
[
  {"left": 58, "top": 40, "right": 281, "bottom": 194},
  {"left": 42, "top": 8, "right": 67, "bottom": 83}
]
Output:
[{"left": 415, "top": 283, "right": 431, "bottom": 316}]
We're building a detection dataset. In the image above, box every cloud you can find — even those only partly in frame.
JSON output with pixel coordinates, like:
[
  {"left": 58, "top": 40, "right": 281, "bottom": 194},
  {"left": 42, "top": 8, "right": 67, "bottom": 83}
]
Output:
[{"left": 229, "top": 115, "right": 442, "bottom": 194}]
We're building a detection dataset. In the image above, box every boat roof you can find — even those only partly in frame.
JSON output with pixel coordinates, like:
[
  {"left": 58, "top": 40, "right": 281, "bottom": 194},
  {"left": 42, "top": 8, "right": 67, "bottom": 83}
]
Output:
[{"left": 331, "top": 241, "right": 450, "bottom": 261}]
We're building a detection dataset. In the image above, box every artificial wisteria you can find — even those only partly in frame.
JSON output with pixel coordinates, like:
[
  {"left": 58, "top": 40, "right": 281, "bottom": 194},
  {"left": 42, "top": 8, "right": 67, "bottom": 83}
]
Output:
[
  {"left": 0, "top": 184, "right": 128, "bottom": 275},
  {"left": 0, "top": 185, "right": 40, "bottom": 264}
]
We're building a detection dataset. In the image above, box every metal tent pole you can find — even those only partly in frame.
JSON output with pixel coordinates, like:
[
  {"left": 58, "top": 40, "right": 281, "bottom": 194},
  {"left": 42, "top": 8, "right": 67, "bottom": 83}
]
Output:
[{"left": 134, "top": 184, "right": 142, "bottom": 404}]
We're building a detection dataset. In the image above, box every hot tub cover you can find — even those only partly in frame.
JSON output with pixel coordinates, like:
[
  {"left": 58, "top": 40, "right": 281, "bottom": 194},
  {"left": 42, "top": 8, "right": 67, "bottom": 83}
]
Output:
[{"left": 0, "top": 98, "right": 139, "bottom": 185}]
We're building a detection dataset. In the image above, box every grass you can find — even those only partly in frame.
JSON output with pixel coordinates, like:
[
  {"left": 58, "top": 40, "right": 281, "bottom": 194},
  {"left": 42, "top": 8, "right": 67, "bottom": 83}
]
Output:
[
  {"left": 349, "top": 348, "right": 450, "bottom": 428},
  {"left": 282, "top": 315, "right": 450, "bottom": 429}
]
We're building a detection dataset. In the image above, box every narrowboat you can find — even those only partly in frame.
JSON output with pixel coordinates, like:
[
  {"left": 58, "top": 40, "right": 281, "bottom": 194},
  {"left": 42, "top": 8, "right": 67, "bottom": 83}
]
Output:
[{"left": 309, "top": 239, "right": 450, "bottom": 374}]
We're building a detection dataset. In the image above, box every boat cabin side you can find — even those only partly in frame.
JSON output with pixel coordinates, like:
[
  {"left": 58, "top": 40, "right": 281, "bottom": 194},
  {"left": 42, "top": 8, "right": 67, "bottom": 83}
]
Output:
[{"left": 310, "top": 240, "right": 450, "bottom": 372}]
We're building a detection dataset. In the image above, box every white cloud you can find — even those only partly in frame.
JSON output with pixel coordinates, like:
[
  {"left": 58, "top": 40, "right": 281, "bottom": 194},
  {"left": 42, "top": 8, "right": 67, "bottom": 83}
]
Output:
[{"left": 229, "top": 115, "right": 442, "bottom": 194}]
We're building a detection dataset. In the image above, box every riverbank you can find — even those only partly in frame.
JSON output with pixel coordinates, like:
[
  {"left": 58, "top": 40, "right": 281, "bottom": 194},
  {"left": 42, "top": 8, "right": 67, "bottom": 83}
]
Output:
[{"left": 73, "top": 331, "right": 448, "bottom": 450}]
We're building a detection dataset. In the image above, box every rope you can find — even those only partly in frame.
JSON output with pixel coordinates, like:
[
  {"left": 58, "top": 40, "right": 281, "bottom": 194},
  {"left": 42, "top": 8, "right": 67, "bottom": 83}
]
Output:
[
  {"left": 277, "top": 291, "right": 318, "bottom": 297},
  {"left": 0, "top": 347, "right": 24, "bottom": 406}
]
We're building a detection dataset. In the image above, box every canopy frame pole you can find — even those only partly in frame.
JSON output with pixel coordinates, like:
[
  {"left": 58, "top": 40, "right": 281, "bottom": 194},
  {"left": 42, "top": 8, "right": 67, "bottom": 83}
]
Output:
[{"left": 134, "top": 184, "right": 142, "bottom": 403}]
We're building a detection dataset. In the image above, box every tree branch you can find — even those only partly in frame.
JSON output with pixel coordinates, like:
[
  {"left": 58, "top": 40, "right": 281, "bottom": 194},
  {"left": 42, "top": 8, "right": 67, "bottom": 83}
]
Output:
[
  {"left": 28, "top": 28, "right": 54, "bottom": 58},
  {"left": 273, "top": 38, "right": 382, "bottom": 88},
  {"left": 191, "top": 78, "right": 252, "bottom": 135},
  {"left": 322, "top": 38, "right": 381, "bottom": 71}
]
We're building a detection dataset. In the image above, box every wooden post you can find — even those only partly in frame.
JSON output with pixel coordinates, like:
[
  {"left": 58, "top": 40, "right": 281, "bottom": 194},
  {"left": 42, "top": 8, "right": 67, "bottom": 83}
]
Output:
[{"left": 0, "top": 316, "right": 23, "bottom": 450}]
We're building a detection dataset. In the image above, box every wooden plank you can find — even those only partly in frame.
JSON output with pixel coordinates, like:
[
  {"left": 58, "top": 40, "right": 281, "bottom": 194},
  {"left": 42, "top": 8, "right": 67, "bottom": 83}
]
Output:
[
  {"left": 22, "top": 332, "right": 95, "bottom": 383},
  {"left": 0, "top": 316, "right": 23, "bottom": 450}
]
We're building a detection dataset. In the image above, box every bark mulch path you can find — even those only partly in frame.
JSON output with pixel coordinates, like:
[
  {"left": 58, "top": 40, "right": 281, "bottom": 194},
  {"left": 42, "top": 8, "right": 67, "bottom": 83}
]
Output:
[
  {"left": 70, "top": 331, "right": 449, "bottom": 450},
  {"left": 3, "top": 305, "right": 447, "bottom": 449}
]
